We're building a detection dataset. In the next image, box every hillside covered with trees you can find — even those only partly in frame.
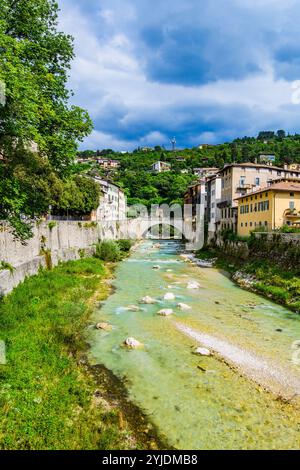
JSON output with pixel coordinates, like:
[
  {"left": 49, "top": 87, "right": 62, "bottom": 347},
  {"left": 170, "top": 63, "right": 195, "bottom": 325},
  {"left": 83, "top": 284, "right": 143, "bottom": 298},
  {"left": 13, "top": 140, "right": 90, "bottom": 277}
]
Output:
[{"left": 78, "top": 130, "right": 300, "bottom": 206}]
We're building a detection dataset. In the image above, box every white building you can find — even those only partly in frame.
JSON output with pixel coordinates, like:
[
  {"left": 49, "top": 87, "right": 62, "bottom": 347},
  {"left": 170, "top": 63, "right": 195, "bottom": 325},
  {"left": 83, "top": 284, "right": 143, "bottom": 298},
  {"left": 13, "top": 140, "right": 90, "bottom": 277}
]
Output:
[
  {"left": 206, "top": 174, "right": 222, "bottom": 242},
  {"left": 151, "top": 161, "right": 171, "bottom": 173},
  {"left": 92, "top": 177, "right": 126, "bottom": 222},
  {"left": 193, "top": 168, "right": 219, "bottom": 178}
]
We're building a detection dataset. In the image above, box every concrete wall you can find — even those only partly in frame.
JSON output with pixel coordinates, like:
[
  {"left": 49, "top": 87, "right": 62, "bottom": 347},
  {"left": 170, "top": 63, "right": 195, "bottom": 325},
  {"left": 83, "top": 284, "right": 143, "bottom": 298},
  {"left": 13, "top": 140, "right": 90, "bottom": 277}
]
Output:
[{"left": 0, "top": 220, "right": 126, "bottom": 296}]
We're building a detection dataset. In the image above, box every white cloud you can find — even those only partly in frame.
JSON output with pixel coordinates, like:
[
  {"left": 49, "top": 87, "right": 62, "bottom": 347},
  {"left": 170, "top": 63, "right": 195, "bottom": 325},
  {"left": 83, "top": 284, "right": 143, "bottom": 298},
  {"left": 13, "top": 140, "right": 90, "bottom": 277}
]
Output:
[{"left": 58, "top": 0, "right": 300, "bottom": 150}]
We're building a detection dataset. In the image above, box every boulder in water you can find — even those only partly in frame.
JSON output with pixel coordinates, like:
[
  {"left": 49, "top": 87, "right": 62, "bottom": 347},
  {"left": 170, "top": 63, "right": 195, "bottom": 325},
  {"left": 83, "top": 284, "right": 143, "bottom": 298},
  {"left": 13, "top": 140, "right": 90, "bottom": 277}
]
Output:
[
  {"left": 194, "top": 347, "right": 211, "bottom": 356},
  {"left": 158, "top": 308, "right": 173, "bottom": 316},
  {"left": 126, "top": 305, "right": 141, "bottom": 312},
  {"left": 152, "top": 265, "right": 161, "bottom": 270},
  {"left": 164, "top": 292, "right": 176, "bottom": 301},
  {"left": 187, "top": 281, "right": 201, "bottom": 290},
  {"left": 177, "top": 303, "right": 192, "bottom": 310},
  {"left": 140, "top": 296, "right": 157, "bottom": 304},
  {"left": 123, "top": 337, "right": 143, "bottom": 349},
  {"left": 95, "top": 322, "right": 112, "bottom": 331}
]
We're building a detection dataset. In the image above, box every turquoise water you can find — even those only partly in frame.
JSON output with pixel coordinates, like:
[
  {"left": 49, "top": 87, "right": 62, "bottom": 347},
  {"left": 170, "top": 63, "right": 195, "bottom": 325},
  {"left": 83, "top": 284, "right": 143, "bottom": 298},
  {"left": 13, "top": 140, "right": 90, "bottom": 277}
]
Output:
[{"left": 88, "top": 241, "right": 300, "bottom": 450}]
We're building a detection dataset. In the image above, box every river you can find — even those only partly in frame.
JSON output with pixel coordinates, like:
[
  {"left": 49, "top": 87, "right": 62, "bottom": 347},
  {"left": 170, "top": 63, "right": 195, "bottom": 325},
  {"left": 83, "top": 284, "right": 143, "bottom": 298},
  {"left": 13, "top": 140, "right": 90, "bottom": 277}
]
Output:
[{"left": 88, "top": 240, "right": 300, "bottom": 450}]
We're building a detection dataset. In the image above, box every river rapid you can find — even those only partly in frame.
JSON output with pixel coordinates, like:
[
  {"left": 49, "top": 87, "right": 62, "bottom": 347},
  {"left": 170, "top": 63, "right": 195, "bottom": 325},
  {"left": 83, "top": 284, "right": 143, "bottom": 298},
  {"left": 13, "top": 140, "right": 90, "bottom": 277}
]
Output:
[{"left": 88, "top": 240, "right": 300, "bottom": 450}]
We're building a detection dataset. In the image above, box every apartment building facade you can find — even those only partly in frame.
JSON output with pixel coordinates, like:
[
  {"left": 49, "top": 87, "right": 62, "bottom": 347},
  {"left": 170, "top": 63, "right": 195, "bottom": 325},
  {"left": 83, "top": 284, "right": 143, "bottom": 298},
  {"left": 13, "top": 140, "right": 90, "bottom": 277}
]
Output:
[
  {"left": 206, "top": 174, "right": 222, "bottom": 242},
  {"left": 236, "top": 181, "right": 300, "bottom": 237},
  {"left": 217, "top": 163, "right": 300, "bottom": 233}
]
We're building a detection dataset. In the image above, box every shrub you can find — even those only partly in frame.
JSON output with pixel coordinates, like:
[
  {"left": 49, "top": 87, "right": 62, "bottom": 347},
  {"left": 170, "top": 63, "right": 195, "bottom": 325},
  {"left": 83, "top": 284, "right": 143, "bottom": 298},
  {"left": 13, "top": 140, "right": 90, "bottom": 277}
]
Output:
[
  {"left": 95, "top": 241, "right": 121, "bottom": 262},
  {"left": 117, "top": 239, "right": 133, "bottom": 253}
]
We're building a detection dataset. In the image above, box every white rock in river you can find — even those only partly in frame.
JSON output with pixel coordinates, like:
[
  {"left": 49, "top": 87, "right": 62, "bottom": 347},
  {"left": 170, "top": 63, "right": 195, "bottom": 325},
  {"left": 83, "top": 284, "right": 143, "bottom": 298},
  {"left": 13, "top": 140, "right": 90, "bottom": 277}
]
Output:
[
  {"left": 123, "top": 337, "right": 143, "bottom": 349},
  {"left": 187, "top": 281, "right": 201, "bottom": 290},
  {"left": 195, "top": 347, "right": 211, "bottom": 356},
  {"left": 177, "top": 303, "right": 192, "bottom": 310},
  {"left": 140, "top": 296, "right": 157, "bottom": 304},
  {"left": 95, "top": 322, "right": 112, "bottom": 331},
  {"left": 126, "top": 305, "right": 141, "bottom": 312},
  {"left": 152, "top": 265, "right": 161, "bottom": 270},
  {"left": 158, "top": 308, "right": 174, "bottom": 316},
  {"left": 164, "top": 292, "right": 176, "bottom": 301}
]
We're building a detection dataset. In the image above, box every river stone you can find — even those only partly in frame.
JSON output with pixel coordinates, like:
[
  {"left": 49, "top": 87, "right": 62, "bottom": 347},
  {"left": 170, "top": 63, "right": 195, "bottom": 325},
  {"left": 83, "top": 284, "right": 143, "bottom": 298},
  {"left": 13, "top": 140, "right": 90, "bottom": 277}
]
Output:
[
  {"left": 187, "top": 281, "right": 201, "bottom": 290},
  {"left": 158, "top": 308, "right": 173, "bottom": 316},
  {"left": 140, "top": 296, "right": 157, "bottom": 304},
  {"left": 194, "top": 347, "right": 211, "bottom": 356},
  {"left": 95, "top": 322, "right": 112, "bottom": 331},
  {"left": 164, "top": 292, "right": 176, "bottom": 301},
  {"left": 152, "top": 265, "right": 161, "bottom": 270},
  {"left": 123, "top": 337, "right": 143, "bottom": 349},
  {"left": 177, "top": 303, "right": 192, "bottom": 310},
  {"left": 126, "top": 305, "right": 141, "bottom": 312}
]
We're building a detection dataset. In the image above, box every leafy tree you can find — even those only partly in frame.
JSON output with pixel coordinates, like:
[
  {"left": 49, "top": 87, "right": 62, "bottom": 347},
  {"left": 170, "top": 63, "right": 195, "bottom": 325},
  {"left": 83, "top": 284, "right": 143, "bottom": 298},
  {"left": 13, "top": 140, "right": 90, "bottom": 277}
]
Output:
[{"left": 0, "top": 0, "right": 93, "bottom": 237}]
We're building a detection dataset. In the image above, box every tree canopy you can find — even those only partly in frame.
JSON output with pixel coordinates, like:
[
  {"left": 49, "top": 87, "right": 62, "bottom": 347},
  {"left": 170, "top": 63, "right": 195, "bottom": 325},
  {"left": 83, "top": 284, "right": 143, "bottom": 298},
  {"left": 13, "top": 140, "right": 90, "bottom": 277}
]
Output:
[{"left": 0, "top": 0, "right": 95, "bottom": 239}]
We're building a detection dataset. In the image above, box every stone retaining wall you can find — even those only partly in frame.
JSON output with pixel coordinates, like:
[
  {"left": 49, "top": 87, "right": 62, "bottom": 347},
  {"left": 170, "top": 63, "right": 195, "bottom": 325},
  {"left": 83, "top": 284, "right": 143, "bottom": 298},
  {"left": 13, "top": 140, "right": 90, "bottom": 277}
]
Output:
[{"left": 0, "top": 220, "right": 125, "bottom": 296}]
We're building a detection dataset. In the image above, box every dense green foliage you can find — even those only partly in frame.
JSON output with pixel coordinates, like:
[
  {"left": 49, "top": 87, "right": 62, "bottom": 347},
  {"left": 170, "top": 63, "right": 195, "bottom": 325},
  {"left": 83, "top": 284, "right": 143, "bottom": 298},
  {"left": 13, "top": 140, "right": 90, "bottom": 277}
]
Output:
[
  {"left": 95, "top": 240, "right": 133, "bottom": 262},
  {"left": 0, "top": 258, "right": 144, "bottom": 449},
  {"left": 0, "top": 0, "right": 95, "bottom": 239}
]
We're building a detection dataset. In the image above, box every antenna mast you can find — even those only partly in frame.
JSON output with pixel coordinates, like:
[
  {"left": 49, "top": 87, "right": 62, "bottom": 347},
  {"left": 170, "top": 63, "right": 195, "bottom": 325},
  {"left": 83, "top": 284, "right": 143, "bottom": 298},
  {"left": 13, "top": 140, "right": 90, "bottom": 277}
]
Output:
[{"left": 171, "top": 137, "right": 176, "bottom": 151}]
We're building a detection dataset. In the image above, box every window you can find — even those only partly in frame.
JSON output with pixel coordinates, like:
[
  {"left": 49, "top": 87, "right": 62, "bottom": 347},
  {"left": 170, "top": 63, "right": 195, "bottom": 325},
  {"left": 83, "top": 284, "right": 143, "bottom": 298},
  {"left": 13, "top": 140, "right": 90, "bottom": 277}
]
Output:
[
  {"left": 250, "top": 222, "right": 253, "bottom": 227},
  {"left": 241, "top": 223, "right": 243, "bottom": 227},
  {"left": 239, "top": 176, "right": 246, "bottom": 186},
  {"left": 290, "top": 193, "right": 295, "bottom": 197},
  {"left": 265, "top": 221, "right": 268, "bottom": 226},
  {"left": 290, "top": 201, "right": 295, "bottom": 210},
  {"left": 255, "top": 177, "right": 260, "bottom": 186}
]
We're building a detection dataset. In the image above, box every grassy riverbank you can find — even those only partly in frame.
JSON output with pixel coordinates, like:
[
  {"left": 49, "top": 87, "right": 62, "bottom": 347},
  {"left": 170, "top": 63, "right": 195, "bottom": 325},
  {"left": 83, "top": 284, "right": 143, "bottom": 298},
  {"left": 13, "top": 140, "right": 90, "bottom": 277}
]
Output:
[
  {"left": 197, "top": 248, "right": 300, "bottom": 314},
  {"left": 0, "top": 257, "right": 161, "bottom": 450}
]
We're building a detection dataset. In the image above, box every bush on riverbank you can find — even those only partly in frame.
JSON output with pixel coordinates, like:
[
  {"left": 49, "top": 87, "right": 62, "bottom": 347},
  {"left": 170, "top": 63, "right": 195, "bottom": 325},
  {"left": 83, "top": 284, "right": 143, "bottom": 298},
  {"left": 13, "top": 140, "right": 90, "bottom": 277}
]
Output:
[
  {"left": 0, "top": 258, "right": 141, "bottom": 450},
  {"left": 95, "top": 240, "right": 134, "bottom": 262}
]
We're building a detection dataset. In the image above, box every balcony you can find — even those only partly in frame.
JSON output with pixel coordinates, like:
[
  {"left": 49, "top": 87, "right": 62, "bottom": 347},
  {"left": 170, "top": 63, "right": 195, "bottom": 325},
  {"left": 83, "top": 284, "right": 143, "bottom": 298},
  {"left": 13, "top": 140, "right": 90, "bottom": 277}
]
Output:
[
  {"left": 236, "top": 183, "right": 254, "bottom": 190},
  {"left": 284, "top": 208, "right": 300, "bottom": 219}
]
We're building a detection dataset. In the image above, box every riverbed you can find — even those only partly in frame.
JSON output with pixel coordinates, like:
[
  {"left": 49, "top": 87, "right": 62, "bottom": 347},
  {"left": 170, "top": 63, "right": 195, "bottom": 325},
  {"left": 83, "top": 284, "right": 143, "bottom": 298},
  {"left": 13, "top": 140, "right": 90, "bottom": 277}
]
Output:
[{"left": 88, "top": 241, "right": 300, "bottom": 450}]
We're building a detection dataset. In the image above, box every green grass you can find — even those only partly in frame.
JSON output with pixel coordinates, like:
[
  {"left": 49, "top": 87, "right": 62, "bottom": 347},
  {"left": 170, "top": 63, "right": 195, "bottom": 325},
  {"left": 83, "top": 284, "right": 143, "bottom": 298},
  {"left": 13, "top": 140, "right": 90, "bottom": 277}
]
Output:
[{"left": 0, "top": 258, "right": 140, "bottom": 450}]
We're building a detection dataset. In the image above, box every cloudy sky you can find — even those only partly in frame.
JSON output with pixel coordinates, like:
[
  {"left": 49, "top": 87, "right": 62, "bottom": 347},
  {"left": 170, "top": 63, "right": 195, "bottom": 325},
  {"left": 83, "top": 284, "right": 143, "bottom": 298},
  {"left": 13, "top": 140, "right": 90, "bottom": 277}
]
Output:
[{"left": 59, "top": 0, "right": 300, "bottom": 150}]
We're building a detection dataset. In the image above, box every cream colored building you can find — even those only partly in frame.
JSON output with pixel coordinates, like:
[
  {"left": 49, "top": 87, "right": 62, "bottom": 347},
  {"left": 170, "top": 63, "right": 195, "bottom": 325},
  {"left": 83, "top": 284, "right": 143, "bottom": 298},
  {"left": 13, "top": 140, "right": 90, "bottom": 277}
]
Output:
[
  {"left": 236, "top": 180, "right": 300, "bottom": 237},
  {"left": 217, "top": 163, "right": 300, "bottom": 233},
  {"left": 92, "top": 177, "right": 126, "bottom": 222}
]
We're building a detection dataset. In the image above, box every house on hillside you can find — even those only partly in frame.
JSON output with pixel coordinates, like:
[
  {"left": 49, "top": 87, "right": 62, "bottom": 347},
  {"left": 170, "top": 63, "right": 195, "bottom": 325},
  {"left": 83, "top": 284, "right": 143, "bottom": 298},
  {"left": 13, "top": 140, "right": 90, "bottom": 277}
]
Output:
[
  {"left": 96, "top": 158, "right": 120, "bottom": 171},
  {"left": 151, "top": 161, "right": 171, "bottom": 173},
  {"left": 193, "top": 168, "right": 219, "bottom": 178}
]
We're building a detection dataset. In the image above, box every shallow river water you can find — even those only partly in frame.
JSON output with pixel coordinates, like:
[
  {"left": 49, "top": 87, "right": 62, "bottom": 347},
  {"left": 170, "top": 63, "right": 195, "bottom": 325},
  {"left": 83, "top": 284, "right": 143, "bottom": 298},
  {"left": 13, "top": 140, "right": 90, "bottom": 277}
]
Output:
[{"left": 88, "top": 241, "right": 300, "bottom": 450}]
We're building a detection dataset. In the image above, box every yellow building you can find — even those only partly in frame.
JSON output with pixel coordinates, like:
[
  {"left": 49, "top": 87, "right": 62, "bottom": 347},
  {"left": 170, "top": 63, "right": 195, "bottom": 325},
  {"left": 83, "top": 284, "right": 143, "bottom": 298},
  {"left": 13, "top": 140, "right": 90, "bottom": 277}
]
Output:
[{"left": 236, "top": 181, "right": 300, "bottom": 237}]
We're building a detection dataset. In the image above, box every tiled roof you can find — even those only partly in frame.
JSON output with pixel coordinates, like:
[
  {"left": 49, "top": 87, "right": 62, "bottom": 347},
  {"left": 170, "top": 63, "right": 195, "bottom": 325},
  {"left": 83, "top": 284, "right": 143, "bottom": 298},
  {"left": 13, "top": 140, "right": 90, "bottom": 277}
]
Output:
[
  {"left": 235, "top": 180, "right": 300, "bottom": 200},
  {"left": 221, "top": 162, "right": 300, "bottom": 173}
]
